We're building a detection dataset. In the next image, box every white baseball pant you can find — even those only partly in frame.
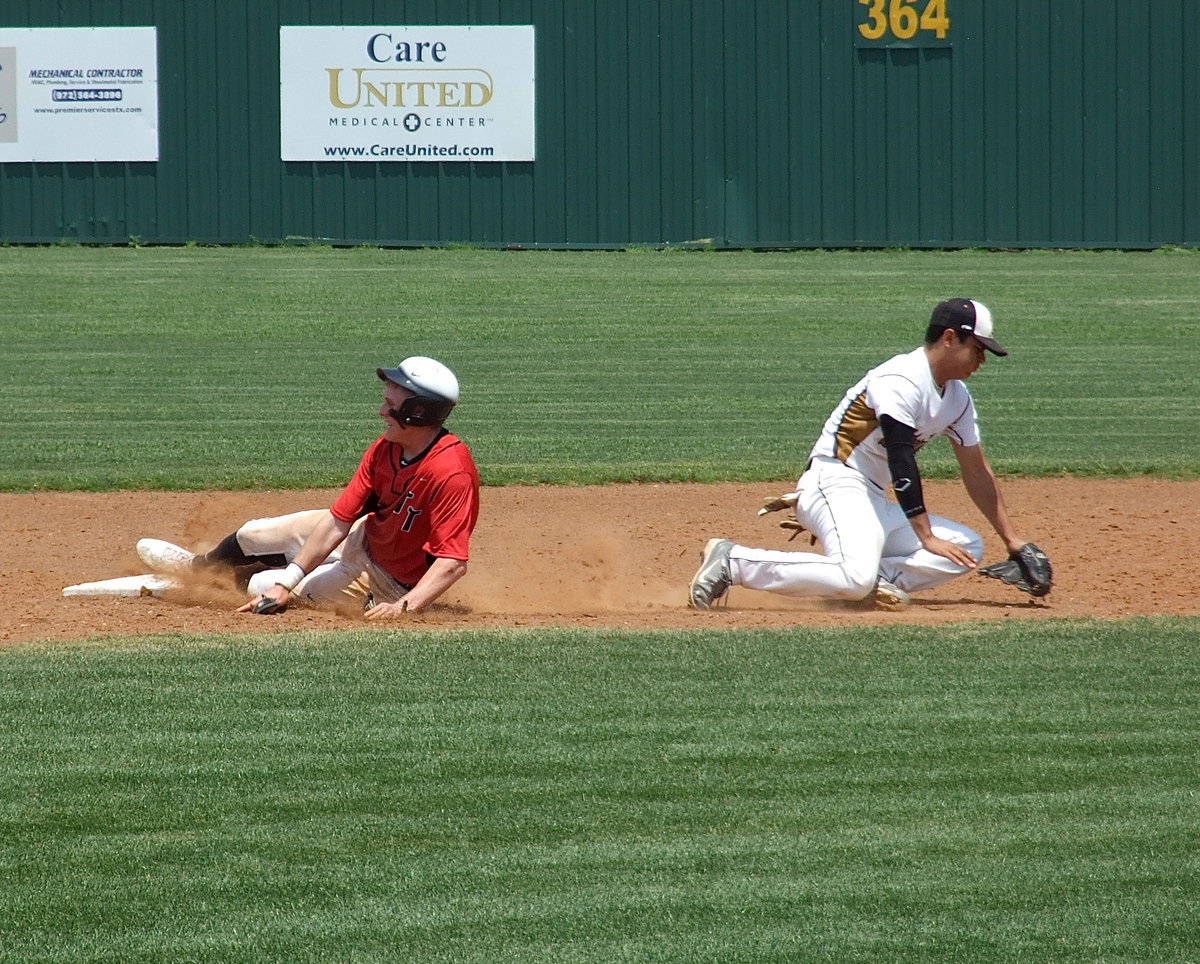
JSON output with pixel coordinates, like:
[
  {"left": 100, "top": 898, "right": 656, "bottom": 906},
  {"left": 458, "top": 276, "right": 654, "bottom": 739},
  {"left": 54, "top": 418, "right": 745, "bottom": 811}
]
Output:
[
  {"left": 236, "top": 509, "right": 410, "bottom": 610},
  {"left": 730, "top": 457, "right": 983, "bottom": 600}
]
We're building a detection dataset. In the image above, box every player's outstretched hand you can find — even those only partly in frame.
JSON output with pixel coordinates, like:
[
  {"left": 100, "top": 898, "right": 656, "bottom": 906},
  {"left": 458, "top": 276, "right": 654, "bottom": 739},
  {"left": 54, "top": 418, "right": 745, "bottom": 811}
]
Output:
[
  {"left": 921, "top": 534, "right": 979, "bottom": 571},
  {"left": 365, "top": 598, "right": 411, "bottom": 620},
  {"left": 238, "top": 586, "right": 289, "bottom": 615}
]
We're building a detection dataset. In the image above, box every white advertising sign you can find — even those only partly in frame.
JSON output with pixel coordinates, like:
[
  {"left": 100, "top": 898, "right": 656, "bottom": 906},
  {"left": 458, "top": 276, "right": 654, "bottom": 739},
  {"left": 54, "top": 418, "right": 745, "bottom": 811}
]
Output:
[
  {"left": 280, "top": 25, "right": 535, "bottom": 162},
  {"left": 0, "top": 27, "right": 158, "bottom": 162}
]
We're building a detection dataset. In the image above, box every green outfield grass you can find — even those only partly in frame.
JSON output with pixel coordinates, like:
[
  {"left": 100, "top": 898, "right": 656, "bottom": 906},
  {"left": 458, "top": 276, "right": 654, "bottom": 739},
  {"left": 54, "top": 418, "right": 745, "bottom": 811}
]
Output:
[
  {"left": 4, "top": 247, "right": 1198, "bottom": 961},
  {"left": 2, "top": 620, "right": 1197, "bottom": 962},
  {"left": 1, "top": 246, "right": 1197, "bottom": 489}
]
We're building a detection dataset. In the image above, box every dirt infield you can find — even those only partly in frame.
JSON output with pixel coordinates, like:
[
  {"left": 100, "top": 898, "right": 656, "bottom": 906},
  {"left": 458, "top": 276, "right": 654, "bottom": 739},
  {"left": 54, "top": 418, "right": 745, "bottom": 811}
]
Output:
[{"left": 3, "top": 478, "right": 1196, "bottom": 644}]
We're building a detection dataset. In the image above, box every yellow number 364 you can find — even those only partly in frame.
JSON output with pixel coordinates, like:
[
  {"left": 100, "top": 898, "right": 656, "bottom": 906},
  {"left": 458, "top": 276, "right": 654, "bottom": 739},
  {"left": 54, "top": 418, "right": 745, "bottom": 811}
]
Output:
[{"left": 858, "top": 0, "right": 950, "bottom": 42}]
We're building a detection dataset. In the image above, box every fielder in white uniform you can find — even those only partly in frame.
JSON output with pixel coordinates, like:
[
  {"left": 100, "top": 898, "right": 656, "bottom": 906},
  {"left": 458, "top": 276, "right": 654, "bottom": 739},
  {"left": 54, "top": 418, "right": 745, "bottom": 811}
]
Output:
[{"left": 689, "top": 298, "right": 1034, "bottom": 611}]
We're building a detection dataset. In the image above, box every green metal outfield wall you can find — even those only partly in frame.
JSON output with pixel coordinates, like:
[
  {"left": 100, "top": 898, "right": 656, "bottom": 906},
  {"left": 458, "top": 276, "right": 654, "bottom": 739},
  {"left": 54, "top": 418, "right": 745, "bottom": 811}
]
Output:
[{"left": 1, "top": 0, "right": 1196, "bottom": 248}]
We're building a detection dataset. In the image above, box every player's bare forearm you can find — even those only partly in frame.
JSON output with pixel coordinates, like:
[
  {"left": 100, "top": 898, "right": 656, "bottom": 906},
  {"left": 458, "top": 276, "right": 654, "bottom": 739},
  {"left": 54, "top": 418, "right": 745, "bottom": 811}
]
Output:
[
  {"left": 964, "top": 475, "right": 1025, "bottom": 552},
  {"left": 366, "top": 556, "right": 467, "bottom": 619},
  {"left": 290, "top": 511, "right": 353, "bottom": 574},
  {"left": 400, "top": 557, "right": 467, "bottom": 612},
  {"left": 953, "top": 442, "right": 1026, "bottom": 552}
]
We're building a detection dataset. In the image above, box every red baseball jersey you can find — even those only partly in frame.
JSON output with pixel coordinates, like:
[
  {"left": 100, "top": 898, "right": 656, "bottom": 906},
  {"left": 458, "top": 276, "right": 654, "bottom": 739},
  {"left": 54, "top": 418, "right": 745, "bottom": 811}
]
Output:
[{"left": 329, "top": 431, "right": 480, "bottom": 587}]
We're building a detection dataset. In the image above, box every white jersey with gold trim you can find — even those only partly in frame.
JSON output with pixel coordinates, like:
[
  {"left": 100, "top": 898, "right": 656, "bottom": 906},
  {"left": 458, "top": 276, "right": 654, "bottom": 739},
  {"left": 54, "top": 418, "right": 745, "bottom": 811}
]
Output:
[{"left": 808, "top": 347, "right": 980, "bottom": 491}]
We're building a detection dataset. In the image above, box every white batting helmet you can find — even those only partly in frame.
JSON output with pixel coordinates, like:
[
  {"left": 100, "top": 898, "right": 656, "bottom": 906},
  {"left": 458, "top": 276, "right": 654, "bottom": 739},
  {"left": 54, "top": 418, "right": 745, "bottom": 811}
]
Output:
[{"left": 377, "top": 356, "right": 460, "bottom": 426}]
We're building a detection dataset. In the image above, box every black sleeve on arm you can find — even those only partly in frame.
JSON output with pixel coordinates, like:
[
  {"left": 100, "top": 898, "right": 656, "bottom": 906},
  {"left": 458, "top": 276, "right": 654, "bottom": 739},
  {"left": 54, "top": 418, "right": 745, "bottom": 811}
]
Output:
[{"left": 879, "top": 414, "right": 927, "bottom": 519}]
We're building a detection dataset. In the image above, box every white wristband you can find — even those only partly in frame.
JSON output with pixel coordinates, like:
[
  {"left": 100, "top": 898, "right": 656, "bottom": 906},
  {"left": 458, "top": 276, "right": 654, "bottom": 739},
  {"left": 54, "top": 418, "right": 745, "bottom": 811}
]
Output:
[{"left": 276, "top": 562, "right": 306, "bottom": 591}]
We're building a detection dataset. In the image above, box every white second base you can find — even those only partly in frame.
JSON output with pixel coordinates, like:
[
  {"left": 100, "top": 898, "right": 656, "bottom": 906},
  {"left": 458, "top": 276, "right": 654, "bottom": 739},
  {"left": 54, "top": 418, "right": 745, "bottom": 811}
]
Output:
[{"left": 62, "top": 574, "right": 178, "bottom": 597}]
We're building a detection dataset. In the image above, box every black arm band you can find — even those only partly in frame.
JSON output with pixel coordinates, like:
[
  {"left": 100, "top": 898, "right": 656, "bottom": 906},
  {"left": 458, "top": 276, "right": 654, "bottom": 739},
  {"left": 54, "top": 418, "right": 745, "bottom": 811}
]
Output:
[{"left": 879, "top": 414, "right": 927, "bottom": 518}]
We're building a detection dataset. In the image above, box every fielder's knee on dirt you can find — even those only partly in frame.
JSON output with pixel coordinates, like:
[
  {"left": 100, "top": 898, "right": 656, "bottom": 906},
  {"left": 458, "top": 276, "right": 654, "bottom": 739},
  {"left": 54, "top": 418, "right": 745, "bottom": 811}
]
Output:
[
  {"left": 840, "top": 566, "right": 880, "bottom": 601},
  {"left": 936, "top": 524, "right": 984, "bottom": 569},
  {"left": 965, "top": 529, "right": 985, "bottom": 564}
]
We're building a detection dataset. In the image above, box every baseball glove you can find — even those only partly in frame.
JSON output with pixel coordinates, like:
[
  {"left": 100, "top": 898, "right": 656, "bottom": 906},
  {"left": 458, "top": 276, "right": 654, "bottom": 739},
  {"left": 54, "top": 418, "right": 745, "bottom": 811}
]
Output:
[
  {"left": 758, "top": 491, "right": 815, "bottom": 544},
  {"left": 978, "top": 542, "right": 1053, "bottom": 598},
  {"left": 251, "top": 595, "right": 287, "bottom": 615}
]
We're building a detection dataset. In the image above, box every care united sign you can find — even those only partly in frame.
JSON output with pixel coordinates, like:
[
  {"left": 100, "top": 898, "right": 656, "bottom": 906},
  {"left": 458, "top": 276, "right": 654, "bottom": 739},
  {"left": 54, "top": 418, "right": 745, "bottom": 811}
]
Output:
[{"left": 280, "top": 25, "right": 535, "bottom": 162}]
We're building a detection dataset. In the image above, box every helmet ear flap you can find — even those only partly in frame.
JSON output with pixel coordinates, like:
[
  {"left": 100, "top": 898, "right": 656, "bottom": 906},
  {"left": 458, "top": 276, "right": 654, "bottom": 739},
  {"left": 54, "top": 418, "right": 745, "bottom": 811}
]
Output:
[{"left": 392, "top": 395, "right": 455, "bottom": 427}]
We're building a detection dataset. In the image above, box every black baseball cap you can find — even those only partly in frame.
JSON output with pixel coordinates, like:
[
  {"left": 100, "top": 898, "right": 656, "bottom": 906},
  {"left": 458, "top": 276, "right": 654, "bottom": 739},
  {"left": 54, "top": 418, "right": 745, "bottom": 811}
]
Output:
[{"left": 930, "top": 298, "right": 1008, "bottom": 356}]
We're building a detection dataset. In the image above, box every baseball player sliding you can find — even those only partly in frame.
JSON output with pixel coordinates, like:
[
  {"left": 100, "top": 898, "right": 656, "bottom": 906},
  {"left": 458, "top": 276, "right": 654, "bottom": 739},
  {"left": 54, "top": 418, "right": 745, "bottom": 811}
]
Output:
[
  {"left": 689, "top": 298, "right": 1051, "bottom": 611},
  {"left": 137, "top": 356, "right": 480, "bottom": 618}
]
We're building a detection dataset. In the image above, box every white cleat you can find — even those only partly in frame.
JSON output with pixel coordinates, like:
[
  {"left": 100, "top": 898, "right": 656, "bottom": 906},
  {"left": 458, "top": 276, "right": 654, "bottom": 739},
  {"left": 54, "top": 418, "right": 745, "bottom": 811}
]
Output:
[
  {"left": 136, "top": 538, "right": 196, "bottom": 574},
  {"left": 873, "top": 578, "right": 912, "bottom": 611}
]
